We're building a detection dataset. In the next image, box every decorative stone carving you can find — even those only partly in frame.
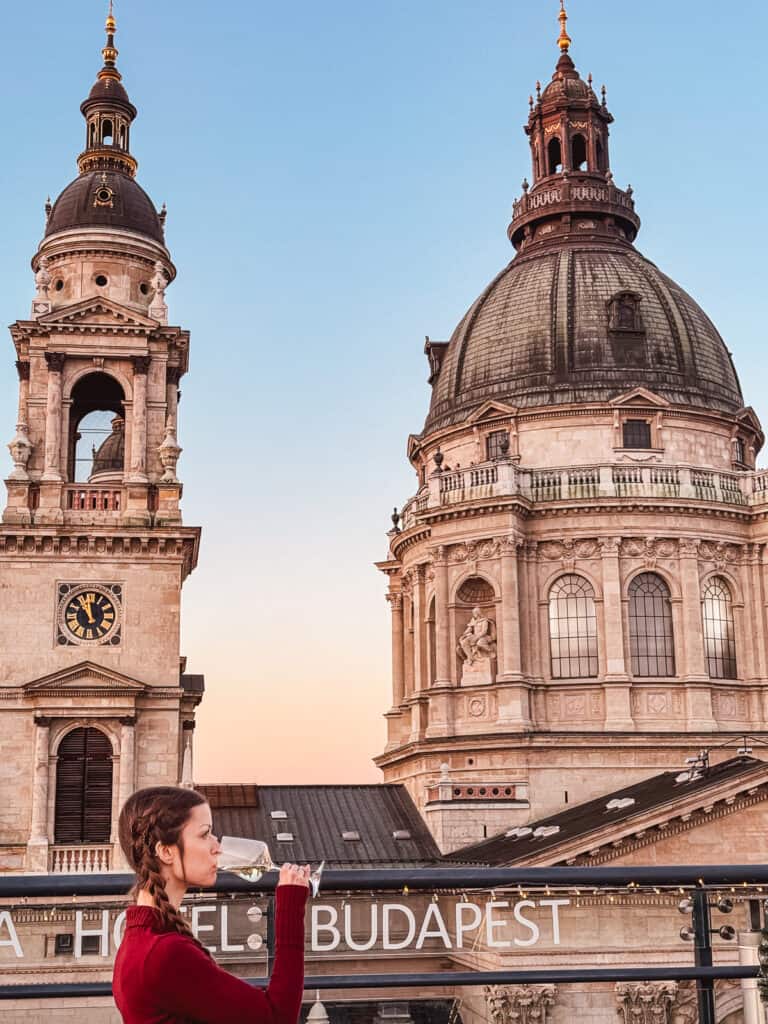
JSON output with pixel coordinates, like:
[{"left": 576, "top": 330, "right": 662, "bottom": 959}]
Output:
[
  {"left": 485, "top": 985, "right": 556, "bottom": 1024},
  {"left": 149, "top": 260, "right": 169, "bottom": 323},
  {"left": 457, "top": 607, "right": 497, "bottom": 668},
  {"left": 158, "top": 426, "right": 183, "bottom": 482},
  {"left": 616, "top": 981, "right": 678, "bottom": 1024},
  {"left": 32, "top": 256, "right": 52, "bottom": 316},
  {"left": 7, "top": 426, "right": 32, "bottom": 480}
]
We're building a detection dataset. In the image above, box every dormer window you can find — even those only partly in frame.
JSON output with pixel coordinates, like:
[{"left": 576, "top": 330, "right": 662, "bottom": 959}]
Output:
[
  {"left": 622, "top": 419, "right": 652, "bottom": 449},
  {"left": 608, "top": 292, "right": 643, "bottom": 332},
  {"left": 486, "top": 430, "right": 509, "bottom": 461}
]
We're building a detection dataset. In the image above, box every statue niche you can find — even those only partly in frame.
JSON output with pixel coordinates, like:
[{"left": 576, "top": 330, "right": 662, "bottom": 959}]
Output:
[{"left": 455, "top": 577, "right": 497, "bottom": 686}]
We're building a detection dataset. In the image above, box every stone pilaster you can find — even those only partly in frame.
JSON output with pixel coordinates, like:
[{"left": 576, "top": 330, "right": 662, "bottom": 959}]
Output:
[
  {"left": 42, "top": 352, "right": 65, "bottom": 481},
  {"left": 27, "top": 716, "right": 51, "bottom": 872},
  {"left": 599, "top": 536, "right": 633, "bottom": 729},
  {"left": 412, "top": 566, "right": 427, "bottom": 692},
  {"left": 678, "top": 538, "right": 716, "bottom": 729},
  {"left": 433, "top": 546, "right": 451, "bottom": 686},
  {"left": 128, "top": 355, "right": 150, "bottom": 482},
  {"left": 498, "top": 535, "right": 523, "bottom": 680},
  {"left": 387, "top": 592, "right": 405, "bottom": 707}
]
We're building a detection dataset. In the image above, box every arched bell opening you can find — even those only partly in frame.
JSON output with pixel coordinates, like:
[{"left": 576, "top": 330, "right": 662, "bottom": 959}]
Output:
[
  {"left": 68, "top": 372, "right": 126, "bottom": 483},
  {"left": 571, "top": 133, "right": 587, "bottom": 171},
  {"left": 547, "top": 137, "right": 563, "bottom": 175}
]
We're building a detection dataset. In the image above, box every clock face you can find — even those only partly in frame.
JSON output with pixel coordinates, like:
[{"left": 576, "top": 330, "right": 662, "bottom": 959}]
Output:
[{"left": 57, "top": 583, "right": 122, "bottom": 646}]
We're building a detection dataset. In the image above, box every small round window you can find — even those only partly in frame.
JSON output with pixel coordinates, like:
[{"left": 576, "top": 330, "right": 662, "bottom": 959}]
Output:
[
  {"left": 54, "top": 279, "right": 64, "bottom": 292},
  {"left": 139, "top": 282, "right": 149, "bottom": 296},
  {"left": 95, "top": 274, "right": 108, "bottom": 287},
  {"left": 97, "top": 188, "right": 112, "bottom": 203}
]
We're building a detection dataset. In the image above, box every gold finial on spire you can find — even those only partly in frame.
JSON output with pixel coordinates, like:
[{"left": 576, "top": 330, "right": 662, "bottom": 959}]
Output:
[
  {"left": 558, "top": 0, "right": 572, "bottom": 54},
  {"left": 101, "top": 0, "right": 120, "bottom": 76}
]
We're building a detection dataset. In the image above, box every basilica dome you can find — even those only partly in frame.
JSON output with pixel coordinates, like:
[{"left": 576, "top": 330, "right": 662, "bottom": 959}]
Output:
[
  {"left": 422, "top": 27, "right": 744, "bottom": 435},
  {"left": 45, "top": 170, "right": 164, "bottom": 244},
  {"left": 424, "top": 244, "right": 743, "bottom": 433}
]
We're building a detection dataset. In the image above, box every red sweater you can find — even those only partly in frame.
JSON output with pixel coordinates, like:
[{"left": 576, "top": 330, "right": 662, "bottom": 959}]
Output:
[{"left": 113, "top": 885, "right": 307, "bottom": 1024}]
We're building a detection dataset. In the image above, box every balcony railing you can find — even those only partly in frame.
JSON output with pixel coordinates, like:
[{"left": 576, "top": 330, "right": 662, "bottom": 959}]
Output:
[
  {"left": 397, "top": 462, "right": 767, "bottom": 526},
  {"left": 49, "top": 844, "right": 112, "bottom": 874},
  {"left": 65, "top": 487, "right": 123, "bottom": 512}
]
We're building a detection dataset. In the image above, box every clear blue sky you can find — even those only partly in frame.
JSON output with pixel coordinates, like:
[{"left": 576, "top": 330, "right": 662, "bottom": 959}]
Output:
[{"left": 0, "top": 2, "right": 765, "bottom": 783}]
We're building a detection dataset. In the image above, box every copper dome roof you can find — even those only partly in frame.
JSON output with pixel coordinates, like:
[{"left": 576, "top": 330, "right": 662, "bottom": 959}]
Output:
[
  {"left": 423, "top": 243, "right": 744, "bottom": 433},
  {"left": 45, "top": 170, "right": 164, "bottom": 244}
]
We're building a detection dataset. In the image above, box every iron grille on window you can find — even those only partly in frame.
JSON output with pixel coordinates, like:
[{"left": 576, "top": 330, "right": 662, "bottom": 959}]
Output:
[
  {"left": 622, "top": 419, "right": 652, "bottom": 449},
  {"left": 628, "top": 573, "right": 675, "bottom": 677},
  {"left": 549, "top": 574, "right": 599, "bottom": 679},
  {"left": 54, "top": 727, "right": 113, "bottom": 844},
  {"left": 702, "top": 577, "right": 738, "bottom": 679},
  {"left": 485, "top": 430, "right": 509, "bottom": 461}
]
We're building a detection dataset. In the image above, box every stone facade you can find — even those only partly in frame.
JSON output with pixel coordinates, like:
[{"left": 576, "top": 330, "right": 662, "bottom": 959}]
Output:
[{"left": 0, "top": 9, "right": 202, "bottom": 880}]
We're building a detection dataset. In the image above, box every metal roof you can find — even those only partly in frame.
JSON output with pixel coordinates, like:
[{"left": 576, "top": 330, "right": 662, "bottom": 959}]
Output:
[
  {"left": 444, "top": 756, "right": 767, "bottom": 865},
  {"left": 198, "top": 784, "right": 442, "bottom": 868}
]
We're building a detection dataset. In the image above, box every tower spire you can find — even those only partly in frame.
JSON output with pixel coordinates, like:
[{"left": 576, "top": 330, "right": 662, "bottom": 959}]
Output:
[
  {"left": 558, "top": 0, "right": 572, "bottom": 54},
  {"left": 101, "top": 0, "right": 120, "bottom": 81}
]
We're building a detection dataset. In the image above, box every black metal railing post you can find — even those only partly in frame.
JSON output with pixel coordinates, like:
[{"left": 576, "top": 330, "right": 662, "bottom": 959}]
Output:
[{"left": 693, "top": 889, "right": 716, "bottom": 1024}]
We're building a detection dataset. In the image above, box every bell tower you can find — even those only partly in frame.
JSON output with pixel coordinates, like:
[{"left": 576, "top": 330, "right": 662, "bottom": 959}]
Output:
[{"left": 0, "top": 8, "right": 202, "bottom": 873}]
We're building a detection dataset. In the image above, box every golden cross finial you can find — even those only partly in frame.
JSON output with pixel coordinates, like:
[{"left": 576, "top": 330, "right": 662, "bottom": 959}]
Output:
[
  {"left": 558, "top": 0, "right": 572, "bottom": 53},
  {"left": 106, "top": 1, "right": 116, "bottom": 33}
]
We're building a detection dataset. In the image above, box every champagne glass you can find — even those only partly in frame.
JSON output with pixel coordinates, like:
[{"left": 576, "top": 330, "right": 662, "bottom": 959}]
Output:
[{"left": 218, "top": 836, "right": 324, "bottom": 897}]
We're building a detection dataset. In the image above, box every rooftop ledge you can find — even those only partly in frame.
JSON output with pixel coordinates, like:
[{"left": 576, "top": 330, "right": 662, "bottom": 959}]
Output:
[{"left": 397, "top": 461, "right": 768, "bottom": 531}]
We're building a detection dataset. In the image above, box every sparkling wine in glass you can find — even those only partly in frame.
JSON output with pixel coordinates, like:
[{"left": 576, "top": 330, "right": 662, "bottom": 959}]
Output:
[{"left": 218, "top": 836, "right": 324, "bottom": 897}]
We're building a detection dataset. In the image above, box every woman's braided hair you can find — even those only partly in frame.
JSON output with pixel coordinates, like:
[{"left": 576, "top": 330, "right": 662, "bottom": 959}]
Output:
[{"left": 118, "top": 786, "right": 213, "bottom": 956}]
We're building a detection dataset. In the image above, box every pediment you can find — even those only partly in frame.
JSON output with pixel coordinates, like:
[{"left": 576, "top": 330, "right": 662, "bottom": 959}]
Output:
[
  {"left": 23, "top": 661, "right": 147, "bottom": 695},
  {"left": 37, "top": 297, "right": 158, "bottom": 332},
  {"left": 466, "top": 400, "right": 518, "bottom": 424},
  {"left": 736, "top": 406, "right": 763, "bottom": 434},
  {"left": 610, "top": 387, "right": 670, "bottom": 409}
]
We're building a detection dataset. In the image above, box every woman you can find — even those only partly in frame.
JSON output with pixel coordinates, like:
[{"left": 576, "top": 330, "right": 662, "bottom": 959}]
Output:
[{"left": 113, "top": 785, "right": 309, "bottom": 1023}]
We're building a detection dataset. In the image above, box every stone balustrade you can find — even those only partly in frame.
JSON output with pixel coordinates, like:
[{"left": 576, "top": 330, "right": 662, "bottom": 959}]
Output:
[
  {"left": 65, "top": 486, "right": 123, "bottom": 512},
  {"left": 397, "top": 461, "right": 768, "bottom": 528},
  {"left": 49, "top": 844, "right": 112, "bottom": 874}
]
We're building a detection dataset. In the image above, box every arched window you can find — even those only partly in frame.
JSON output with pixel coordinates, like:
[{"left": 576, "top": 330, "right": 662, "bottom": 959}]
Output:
[
  {"left": 702, "top": 577, "right": 737, "bottom": 679},
  {"left": 547, "top": 137, "right": 563, "bottom": 175},
  {"left": 572, "top": 134, "right": 587, "bottom": 171},
  {"left": 54, "top": 728, "right": 113, "bottom": 844},
  {"left": 549, "top": 575, "right": 598, "bottom": 678},
  {"left": 101, "top": 119, "right": 114, "bottom": 145},
  {"left": 628, "top": 573, "right": 675, "bottom": 677}
]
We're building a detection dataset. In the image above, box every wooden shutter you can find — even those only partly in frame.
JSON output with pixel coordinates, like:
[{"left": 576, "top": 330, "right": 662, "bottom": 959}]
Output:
[{"left": 54, "top": 728, "right": 113, "bottom": 844}]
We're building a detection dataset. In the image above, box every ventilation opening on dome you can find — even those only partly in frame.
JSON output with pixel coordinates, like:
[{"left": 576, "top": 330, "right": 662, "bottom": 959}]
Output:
[
  {"left": 95, "top": 274, "right": 108, "bottom": 287},
  {"left": 548, "top": 137, "right": 562, "bottom": 174}
]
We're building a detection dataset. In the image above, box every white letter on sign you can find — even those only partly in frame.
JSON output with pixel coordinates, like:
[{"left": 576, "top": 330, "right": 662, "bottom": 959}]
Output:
[
  {"left": 486, "top": 901, "right": 512, "bottom": 948},
  {"left": 0, "top": 912, "right": 23, "bottom": 958},
  {"left": 455, "top": 902, "right": 482, "bottom": 948},
  {"left": 415, "top": 902, "right": 452, "bottom": 950},
  {"left": 312, "top": 905, "right": 341, "bottom": 951},
  {"left": 540, "top": 899, "right": 569, "bottom": 945},
  {"left": 344, "top": 902, "right": 378, "bottom": 952},
  {"left": 382, "top": 904, "right": 416, "bottom": 950},
  {"left": 513, "top": 900, "right": 539, "bottom": 947}
]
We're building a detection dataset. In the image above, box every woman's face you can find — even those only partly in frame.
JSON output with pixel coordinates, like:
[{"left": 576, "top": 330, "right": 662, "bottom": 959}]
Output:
[{"left": 168, "top": 802, "right": 221, "bottom": 888}]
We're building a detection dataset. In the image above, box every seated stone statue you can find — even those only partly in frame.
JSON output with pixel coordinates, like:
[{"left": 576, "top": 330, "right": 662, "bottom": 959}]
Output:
[{"left": 457, "top": 606, "right": 497, "bottom": 666}]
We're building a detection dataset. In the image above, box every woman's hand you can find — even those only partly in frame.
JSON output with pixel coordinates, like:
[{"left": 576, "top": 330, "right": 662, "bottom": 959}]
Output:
[{"left": 277, "top": 862, "right": 310, "bottom": 888}]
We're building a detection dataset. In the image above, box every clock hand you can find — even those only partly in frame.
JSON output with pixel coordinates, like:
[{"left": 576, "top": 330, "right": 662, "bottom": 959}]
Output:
[{"left": 77, "top": 595, "right": 96, "bottom": 624}]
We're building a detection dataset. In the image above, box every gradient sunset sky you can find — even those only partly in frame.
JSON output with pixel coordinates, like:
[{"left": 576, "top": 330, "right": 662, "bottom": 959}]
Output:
[{"left": 0, "top": 1, "right": 765, "bottom": 784}]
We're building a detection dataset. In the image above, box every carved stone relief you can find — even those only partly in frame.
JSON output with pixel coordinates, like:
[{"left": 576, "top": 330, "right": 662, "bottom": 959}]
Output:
[
  {"left": 616, "top": 981, "right": 678, "bottom": 1024},
  {"left": 712, "top": 690, "right": 749, "bottom": 721},
  {"left": 485, "top": 984, "right": 556, "bottom": 1024}
]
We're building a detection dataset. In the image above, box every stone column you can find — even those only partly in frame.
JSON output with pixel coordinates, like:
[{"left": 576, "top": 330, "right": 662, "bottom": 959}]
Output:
[
  {"left": 118, "top": 717, "right": 136, "bottom": 812},
  {"left": 599, "top": 537, "right": 633, "bottom": 729},
  {"left": 412, "top": 566, "right": 427, "bottom": 692},
  {"left": 387, "top": 593, "right": 405, "bottom": 707},
  {"left": 128, "top": 356, "right": 150, "bottom": 482},
  {"left": 403, "top": 588, "right": 415, "bottom": 698},
  {"left": 42, "top": 352, "right": 65, "bottom": 480},
  {"left": 738, "top": 932, "right": 766, "bottom": 1024},
  {"left": 522, "top": 542, "right": 543, "bottom": 682},
  {"left": 165, "top": 366, "right": 181, "bottom": 434},
  {"left": 180, "top": 721, "right": 195, "bottom": 788},
  {"left": 498, "top": 536, "right": 523, "bottom": 679},
  {"left": 678, "top": 538, "right": 716, "bottom": 729},
  {"left": 751, "top": 545, "right": 768, "bottom": 681},
  {"left": 27, "top": 717, "right": 51, "bottom": 872},
  {"left": 433, "top": 547, "right": 451, "bottom": 686}
]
